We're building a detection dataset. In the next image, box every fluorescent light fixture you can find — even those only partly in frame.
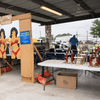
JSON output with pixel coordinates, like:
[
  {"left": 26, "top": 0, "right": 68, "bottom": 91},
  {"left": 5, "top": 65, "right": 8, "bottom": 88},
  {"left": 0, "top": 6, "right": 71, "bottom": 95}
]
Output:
[{"left": 40, "top": 6, "right": 62, "bottom": 16}]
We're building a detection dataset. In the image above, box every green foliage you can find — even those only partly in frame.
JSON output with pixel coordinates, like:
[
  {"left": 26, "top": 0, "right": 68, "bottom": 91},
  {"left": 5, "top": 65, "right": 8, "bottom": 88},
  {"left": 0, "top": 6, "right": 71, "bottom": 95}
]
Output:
[
  {"left": 52, "top": 33, "right": 72, "bottom": 42},
  {"left": 39, "top": 37, "right": 45, "bottom": 41},
  {"left": 90, "top": 19, "right": 100, "bottom": 36},
  {"left": 51, "top": 35, "right": 54, "bottom": 40},
  {"left": 55, "top": 33, "right": 72, "bottom": 38}
]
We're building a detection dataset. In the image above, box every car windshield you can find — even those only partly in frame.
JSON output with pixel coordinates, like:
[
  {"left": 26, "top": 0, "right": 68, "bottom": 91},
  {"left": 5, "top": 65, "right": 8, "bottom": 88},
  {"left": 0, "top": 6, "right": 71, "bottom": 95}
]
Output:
[{"left": 37, "top": 40, "right": 40, "bottom": 41}]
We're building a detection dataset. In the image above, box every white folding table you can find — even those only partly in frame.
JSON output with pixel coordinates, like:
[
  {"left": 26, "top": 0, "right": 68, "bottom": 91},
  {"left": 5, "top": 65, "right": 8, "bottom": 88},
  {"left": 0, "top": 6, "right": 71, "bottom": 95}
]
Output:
[
  {"left": 38, "top": 60, "right": 100, "bottom": 72},
  {"left": 38, "top": 60, "right": 100, "bottom": 90}
]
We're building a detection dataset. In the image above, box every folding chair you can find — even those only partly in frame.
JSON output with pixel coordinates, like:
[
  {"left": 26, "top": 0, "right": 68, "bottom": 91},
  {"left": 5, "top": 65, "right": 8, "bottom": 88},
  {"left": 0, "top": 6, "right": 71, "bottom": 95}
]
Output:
[
  {"left": 46, "top": 52, "right": 55, "bottom": 60},
  {"left": 56, "top": 53, "right": 65, "bottom": 60}
]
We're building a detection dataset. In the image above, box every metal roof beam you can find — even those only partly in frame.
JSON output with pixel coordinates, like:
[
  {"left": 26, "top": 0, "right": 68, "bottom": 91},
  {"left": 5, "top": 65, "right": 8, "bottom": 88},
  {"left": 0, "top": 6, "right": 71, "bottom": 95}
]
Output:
[
  {"left": 74, "top": 0, "right": 95, "bottom": 15},
  {"left": 0, "top": 12, "right": 7, "bottom": 16},
  {"left": 42, "top": 12, "right": 100, "bottom": 25},
  {"left": 0, "top": 1, "right": 56, "bottom": 21},
  {"left": 0, "top": 12, "right": 45, "bottom": 24},
  {"left": 30, "top": 0, "right": 74, "bottom": 18},
  {"left": 31, "top": 19, "right": 45, "bottom": 24}
]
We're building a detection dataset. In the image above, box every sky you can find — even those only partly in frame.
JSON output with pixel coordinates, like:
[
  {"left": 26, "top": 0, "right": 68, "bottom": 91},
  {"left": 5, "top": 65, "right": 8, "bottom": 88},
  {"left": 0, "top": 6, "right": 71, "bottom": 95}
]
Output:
[
  {"left": 32, "top": 17, "right": 100, "bottom": 38},
  {"left": 0, "top": 17, "right": 99, "bottom": 39}
]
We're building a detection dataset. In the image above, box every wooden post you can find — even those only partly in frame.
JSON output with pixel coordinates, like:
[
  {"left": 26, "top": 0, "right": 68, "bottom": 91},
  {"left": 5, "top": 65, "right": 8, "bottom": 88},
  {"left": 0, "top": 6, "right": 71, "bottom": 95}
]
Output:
[
  {"left": 18, "top": 13, "right": 34, "bottom": 83},
  {"left": 0, "top": 13, "right": 34, "bottom": 83}
]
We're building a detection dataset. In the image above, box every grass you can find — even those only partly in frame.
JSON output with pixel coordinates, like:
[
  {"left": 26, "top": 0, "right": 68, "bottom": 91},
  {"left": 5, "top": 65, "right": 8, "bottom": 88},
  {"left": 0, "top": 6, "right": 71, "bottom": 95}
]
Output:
[{"left": 90, "top": 46, "right": 100, "bottom": 48}]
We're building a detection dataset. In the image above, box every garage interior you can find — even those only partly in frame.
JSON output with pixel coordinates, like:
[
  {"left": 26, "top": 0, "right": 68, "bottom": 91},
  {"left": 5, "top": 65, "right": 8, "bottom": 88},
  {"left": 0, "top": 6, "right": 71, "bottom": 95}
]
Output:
[{"left": 0, "top": 0, "right": 100, "bottom": 100}]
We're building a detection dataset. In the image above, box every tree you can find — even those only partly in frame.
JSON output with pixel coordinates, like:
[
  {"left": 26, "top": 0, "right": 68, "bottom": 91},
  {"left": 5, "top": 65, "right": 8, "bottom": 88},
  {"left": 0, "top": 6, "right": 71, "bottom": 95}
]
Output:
[
  {"left": 39, "top": 37, "right": 45, "bottom": 41},
  {"left": 66, "top": 33, "right": 72, "bottom": 36},
  {"left": 51, "top": 34, "right": 54, "bottom": 40},
  {"left": 90, "top": 19, "right": 100, "bottom": 36}
]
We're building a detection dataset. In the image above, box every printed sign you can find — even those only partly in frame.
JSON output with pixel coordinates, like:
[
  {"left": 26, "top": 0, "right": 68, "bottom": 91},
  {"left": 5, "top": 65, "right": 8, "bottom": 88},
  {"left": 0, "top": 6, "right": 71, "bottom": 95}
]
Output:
[
  {"left": 63, "top": 80, "right": 68, "bottom": 84},
  {"left": 20, "top": 31, "right": 31, "bottom": 44},
  {"left": 0, "top": 14, "right": 12, "bottom": 25}
]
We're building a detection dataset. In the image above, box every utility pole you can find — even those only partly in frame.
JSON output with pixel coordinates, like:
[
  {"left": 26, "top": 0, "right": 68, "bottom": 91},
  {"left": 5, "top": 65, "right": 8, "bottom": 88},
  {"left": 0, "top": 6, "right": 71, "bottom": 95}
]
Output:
[
  {"left": 87, "top": 31, "right": 88, "bottom": 41},
  {"left": 40, "top": 31, "right": 41, "bottom": 38},
  {"left": 76, "top": 31, "right": 78, "bottom": 39}
]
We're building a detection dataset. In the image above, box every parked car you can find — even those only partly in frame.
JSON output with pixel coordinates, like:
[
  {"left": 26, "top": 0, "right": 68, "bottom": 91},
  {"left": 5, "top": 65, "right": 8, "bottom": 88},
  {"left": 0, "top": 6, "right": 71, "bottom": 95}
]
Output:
[
  {"left": 52, "top": 42, "right": 56, "bottom": 45},
  {"left": 61, "top": 41, "right": 68, "bottom": 47},
  {"left": 37, "top": 39, "right": 43, "bottom": 42}
]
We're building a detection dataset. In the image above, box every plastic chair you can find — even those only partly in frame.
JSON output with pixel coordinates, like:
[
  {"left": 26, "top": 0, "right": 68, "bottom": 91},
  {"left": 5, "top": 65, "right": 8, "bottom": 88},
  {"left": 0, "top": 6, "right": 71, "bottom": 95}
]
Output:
[
  {"left": 36, "top": 53, "right": 44, "bottom": 62},
  {"left": 56, "top": 53, "right": 65, "bottom": 60},
  {"left": 55, "top": 45, "right": 59, "bottom": 49},
  {"left": 46, "top": 52, "right": 55, "bottom": 60},
  {"left": 56, "top": 49, "right": 62, "bottom": 53},
  {"left": 49, "top": 48, "right": 54, "bottom": 52},
  {"left": 62, "top": 49, "right": 67, "bottom": 53}
]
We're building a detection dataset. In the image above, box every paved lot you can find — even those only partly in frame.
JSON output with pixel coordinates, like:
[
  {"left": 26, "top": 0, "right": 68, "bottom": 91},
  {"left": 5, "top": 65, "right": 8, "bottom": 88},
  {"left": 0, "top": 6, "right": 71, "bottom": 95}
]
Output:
[{"left": 0, "top": 66, "right": 100, "bottom": 100}]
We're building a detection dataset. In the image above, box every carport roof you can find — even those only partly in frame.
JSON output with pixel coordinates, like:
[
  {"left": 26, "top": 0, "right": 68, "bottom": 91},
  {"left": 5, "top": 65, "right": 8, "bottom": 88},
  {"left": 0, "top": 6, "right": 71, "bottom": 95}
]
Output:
[{"left": 0, "top": 0, "right": 100, "bottom": 25}]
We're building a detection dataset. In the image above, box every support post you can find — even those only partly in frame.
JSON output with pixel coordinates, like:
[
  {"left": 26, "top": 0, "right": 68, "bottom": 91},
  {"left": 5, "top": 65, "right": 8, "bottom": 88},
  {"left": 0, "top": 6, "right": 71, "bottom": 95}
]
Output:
[
  {"left": 45, "top": 25, "right": 52, "bottom": 49},
  {"left": 19, "top": 13, "right": 34, "bottom": 83}
]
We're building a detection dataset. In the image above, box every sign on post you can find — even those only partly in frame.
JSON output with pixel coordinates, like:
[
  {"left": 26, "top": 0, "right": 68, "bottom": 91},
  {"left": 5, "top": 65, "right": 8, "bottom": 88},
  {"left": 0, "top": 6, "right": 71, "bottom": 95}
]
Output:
[
  {"left": 0, "top": 14, "right": 12, "bottom": 25},
  {"left": 20, "top": 30, "right": 31, "bottom": 44}
]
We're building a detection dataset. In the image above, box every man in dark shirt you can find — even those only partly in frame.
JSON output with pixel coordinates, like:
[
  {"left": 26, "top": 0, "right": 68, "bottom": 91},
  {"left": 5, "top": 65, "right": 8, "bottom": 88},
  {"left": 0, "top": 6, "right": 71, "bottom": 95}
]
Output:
[{"left": 69, "top": 35, "right": 78, "bottom": 50}]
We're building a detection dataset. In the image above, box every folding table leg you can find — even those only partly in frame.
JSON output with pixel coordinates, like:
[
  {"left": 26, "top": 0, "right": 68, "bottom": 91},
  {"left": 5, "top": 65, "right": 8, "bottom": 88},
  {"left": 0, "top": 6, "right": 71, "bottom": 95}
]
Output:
[
  {"left": 79, "top": 71, "right": 83, "bottom": 77},
  {"left": 43, "top": 67, "right": 56, "bottom": 91},
  {"left": 42, "top": 66, "right": 44, "bottom": 77},
  {"left": 47, "top": 67, "right": 48, "bottom": 79},
  {"left": 52, "top": 67, "right": 56, "bottom": 84},
  {"left": 43, "top": 79, "right": 47, "bottom": 91},
  {"left": 43, "top": 67, "right": 48, "bottom": 91},
  {"left": 85, "top": 70, "right": 86, "bottom": 75}
]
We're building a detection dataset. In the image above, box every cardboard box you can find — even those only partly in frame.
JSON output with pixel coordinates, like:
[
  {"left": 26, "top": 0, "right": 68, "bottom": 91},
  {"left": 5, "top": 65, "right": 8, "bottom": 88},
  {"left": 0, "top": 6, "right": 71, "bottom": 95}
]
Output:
[{"left": 57, "top": 73, "right": 78, "bottom": 89}]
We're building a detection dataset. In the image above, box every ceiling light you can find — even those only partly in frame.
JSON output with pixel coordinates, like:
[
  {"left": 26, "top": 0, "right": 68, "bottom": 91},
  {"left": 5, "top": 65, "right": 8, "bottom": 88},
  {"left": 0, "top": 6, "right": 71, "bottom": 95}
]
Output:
[{"left": 40, "top": 6, "right": 62, "bottom": 16}]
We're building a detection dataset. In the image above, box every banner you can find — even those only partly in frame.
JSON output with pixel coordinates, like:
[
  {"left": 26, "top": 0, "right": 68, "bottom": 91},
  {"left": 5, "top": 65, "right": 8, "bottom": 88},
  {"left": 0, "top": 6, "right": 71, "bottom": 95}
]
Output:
[{"left": 0, "top": 14, "right": 12, "bottom": 25}]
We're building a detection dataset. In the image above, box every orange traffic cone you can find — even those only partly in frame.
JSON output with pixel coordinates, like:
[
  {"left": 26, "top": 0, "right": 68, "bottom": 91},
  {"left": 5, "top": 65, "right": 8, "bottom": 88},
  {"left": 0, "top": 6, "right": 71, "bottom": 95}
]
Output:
[
  {"left": 38, "top": 76, "right": 47, "bottom": 86},
  {"left": 35, "top": 73, "right": 52, "bottom": 86}
]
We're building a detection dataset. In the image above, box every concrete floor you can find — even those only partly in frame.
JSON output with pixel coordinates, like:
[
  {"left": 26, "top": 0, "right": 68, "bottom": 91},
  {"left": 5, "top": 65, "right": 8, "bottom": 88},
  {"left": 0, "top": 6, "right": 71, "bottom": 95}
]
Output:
[{"left": 0, "top": 66, "right": 100, "bottom": 100}]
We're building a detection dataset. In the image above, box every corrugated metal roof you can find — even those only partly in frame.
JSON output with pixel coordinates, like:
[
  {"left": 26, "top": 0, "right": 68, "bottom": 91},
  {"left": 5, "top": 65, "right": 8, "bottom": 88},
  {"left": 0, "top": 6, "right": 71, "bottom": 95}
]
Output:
[
  {"left": 32, "top": 15, "right": 52, "bottom": 22},
  {"left": 83, "top": 0, "right": 100, "bottom": 13},
  {"left": 2, "top": 0, "right": 39, "bottom": 10},
  {"left": 1, "top": 0, "right": 14, "bottom": 3},
  {"left": 0, "top": 0, "right": 100, "bottom": 25},
  {"left": 83, "top": 0, "right": 100, "bottom": 8},
  {"left": 32, "top": 8, "right": 55, "bottom": 16},
  {"left": 16, "top": 1, "right": 40, "bottom": 10},
  {"left": 44, "top": 0, "right": 66, "bottom": 4},
  {"left": 0, "top": 7, "right": 23, "bottom": 15}
]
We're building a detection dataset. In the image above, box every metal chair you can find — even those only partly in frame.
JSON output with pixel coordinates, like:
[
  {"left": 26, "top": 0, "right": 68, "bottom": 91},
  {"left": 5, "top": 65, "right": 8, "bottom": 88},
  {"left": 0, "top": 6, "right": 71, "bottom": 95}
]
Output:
[
  {"left": 36, "top": 53, "right": 44, "bottom": 62},
  {"left": 46, "top": 52, "right": 55, "bottom": 60},
  {"left": 49, "top": 48, "right": 54, "bottom": 52},
  {"left": 56, "top": 49, "right": 62, "bottom": 53},
  {"left": 56, "top": 53, "right": 65, "bottom": 60}
]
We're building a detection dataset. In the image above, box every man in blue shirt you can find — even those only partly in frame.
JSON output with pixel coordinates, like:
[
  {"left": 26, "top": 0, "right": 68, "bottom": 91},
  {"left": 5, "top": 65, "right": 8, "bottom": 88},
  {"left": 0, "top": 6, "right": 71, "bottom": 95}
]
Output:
[{"left": 69, "top": 35, "right": 78, "bottom": 50}]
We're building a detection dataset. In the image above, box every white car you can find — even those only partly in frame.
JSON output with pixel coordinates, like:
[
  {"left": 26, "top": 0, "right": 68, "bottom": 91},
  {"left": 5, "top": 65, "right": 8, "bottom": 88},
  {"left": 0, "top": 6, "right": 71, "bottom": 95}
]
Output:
[
  {"left": 61, "top": 41, "right": 68, "bottom": 46},
  {"left": 37, "top": 39, "right": 43, "bottom": 42}
]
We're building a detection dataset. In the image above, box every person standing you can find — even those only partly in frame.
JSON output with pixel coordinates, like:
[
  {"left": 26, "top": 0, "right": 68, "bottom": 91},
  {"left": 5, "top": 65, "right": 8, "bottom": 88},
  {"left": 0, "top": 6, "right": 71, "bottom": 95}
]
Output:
[{"left": 69, "top": 35, "right": 78, "bottom": 50}]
